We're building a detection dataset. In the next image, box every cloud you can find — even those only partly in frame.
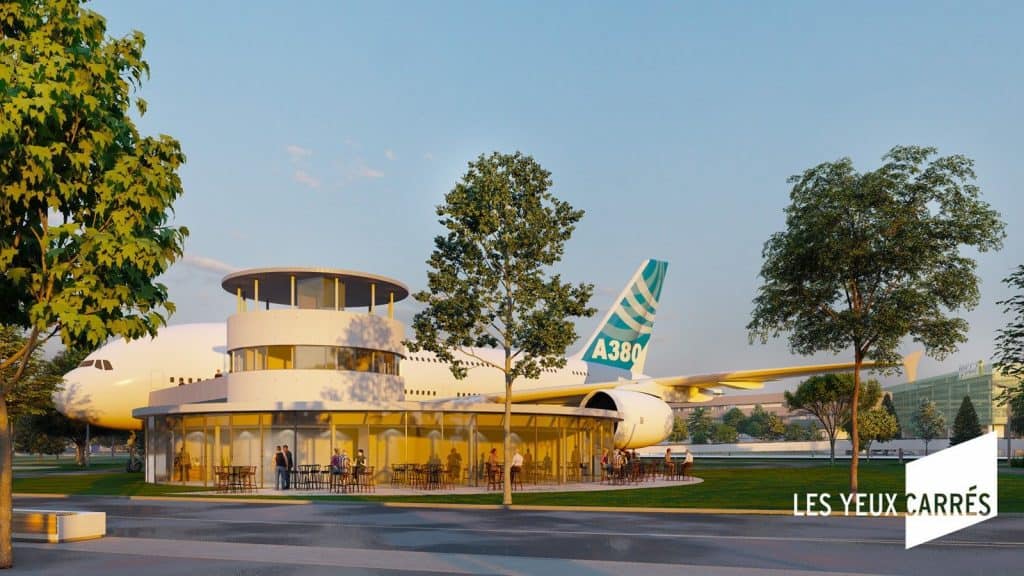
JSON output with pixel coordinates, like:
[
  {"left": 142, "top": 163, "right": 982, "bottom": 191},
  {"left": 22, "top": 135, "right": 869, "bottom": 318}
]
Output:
[
  {"left": 181, "top": 254, "right": 239, "bottom": 275},
  {"left": 423, "top": 152, "right": 434, "bottom": 161},
  {"left": 286, "top": 145, "right": 312, "bottom": 161},
  {"left": 384, "top": 149, "right": 396, "bottom": 161},
  {"left": 357, "top": 165, "right": 385, "bottom": 179},
  {"left": 293, "top": 170, "right": 321, "bottom": 189}
]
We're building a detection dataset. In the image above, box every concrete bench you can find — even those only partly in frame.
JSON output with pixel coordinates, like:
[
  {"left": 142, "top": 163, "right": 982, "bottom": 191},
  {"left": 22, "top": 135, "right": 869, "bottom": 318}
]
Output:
[{"left": 12, "top": 509, "right": 106, "bottom": 543}]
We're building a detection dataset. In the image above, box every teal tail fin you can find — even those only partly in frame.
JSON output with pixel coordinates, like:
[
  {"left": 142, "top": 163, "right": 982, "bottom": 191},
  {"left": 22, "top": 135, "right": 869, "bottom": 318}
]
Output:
[{"left": 577, "top": 259, "right": 668, "bottom": 375}]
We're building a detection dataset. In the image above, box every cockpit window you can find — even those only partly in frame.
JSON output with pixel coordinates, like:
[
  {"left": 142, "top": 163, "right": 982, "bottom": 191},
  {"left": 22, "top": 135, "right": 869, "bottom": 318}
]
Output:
[
  {"left": 101, "top": 360, "right": 112, "bottom": 371},
  {"left": 78, "top": 360, "right": 94, "bottom": 368}
]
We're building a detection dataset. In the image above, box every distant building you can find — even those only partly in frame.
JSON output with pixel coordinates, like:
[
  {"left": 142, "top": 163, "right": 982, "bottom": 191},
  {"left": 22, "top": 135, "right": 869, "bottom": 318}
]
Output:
[
  {"left": 886, "top": 362, "right": 1014, "bottom": 438},
  {"left": 671, "top": 392, "right": 813, "bottom": 425}
]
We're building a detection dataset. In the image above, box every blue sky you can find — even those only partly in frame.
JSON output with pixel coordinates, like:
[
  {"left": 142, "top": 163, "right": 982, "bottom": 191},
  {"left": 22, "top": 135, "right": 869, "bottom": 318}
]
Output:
[{"left": 90, "top": 1, "right": 1022, "bottom": 389}]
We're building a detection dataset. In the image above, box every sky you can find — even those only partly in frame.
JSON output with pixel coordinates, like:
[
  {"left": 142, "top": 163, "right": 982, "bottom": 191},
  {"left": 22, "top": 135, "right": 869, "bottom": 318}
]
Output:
[{"left": 87, "top": 1, "right": 1022, "bottom": 391}]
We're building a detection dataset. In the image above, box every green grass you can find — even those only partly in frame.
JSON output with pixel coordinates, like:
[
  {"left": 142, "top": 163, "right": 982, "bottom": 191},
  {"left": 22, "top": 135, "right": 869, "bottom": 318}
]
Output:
[
  {"left": 13, "top": 461, "right": 1024, "bottom": 512},
  {"left": 13, "top": 472, "right": 208, "bottom": 496}
]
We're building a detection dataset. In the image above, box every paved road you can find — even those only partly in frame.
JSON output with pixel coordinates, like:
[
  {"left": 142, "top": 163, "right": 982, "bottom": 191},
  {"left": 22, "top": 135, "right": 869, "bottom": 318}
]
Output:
[{"left": 10, "top": 496, "right": 1022, "bottom": 575}]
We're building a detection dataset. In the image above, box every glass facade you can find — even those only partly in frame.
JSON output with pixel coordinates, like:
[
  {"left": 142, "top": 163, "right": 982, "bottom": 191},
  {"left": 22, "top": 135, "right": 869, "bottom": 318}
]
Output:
[
  {"left": 149, "top": 409, "right": 615, "bottom": 488},
  {"left": 887, "top": 368, "right": 1015, "bottom": 437},
  {"left": 230, "top": 345, "right": 400, "bottom": 375}
]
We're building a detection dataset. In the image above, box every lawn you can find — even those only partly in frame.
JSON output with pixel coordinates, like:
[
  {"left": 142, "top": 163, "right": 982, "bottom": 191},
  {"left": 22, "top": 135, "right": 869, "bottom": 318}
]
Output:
[{"left": 14, "top": 461, "right": 1024, "bottom": 512}]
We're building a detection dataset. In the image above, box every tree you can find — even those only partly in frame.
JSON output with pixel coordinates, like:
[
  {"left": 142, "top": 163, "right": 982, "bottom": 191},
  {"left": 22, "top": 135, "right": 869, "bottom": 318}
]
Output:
[
  {"left": 914, "top": 399, "right": 946, "bottom": 455},
  {"left": 843, "top": 408, "right": 898, "bottom": 460},
  {"left": 994, "top": 265, "right": 1024, "bottom": 404},
  {"left": 784, "top": 422, "right": 816, "bottom": 441},
  {"left": 668, "top": 416, "right": 688, "bottom": 442},
  {"left": 0, "top": 1, "right": 187, "bottom": 566},
  {"left": 882, "top": 394, "right": 902, "bottom": 439},
  {"left": 687, "top": 407, "right": 713, "bottom": 444},
  {"left": 784, "top": 374, "right": 881, "bottom": 463},
  {"left": 722, "top": 407, "right": 746, "bottom": 431},
  {"left": 711, "top": 423, "right": 738, "bottom": 444},
  {"left": 408, "top": 151, "right": 594, "bottom": 505},
  {"left": 742, "top": 405, "right": 786, "bottom": 440},
  {"left": 749, "top": 145, "right": 1005, "bottom": 492},
  {"left": 950, "top": 396, "right": 983, "bottom": 446},
  {"left": 0, "top": 327, "right": 62, "bottom": 421}
]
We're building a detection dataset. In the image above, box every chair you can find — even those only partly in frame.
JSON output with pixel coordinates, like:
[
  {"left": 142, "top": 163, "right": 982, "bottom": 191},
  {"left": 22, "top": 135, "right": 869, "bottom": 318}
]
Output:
[
  {"left": 487, "top": 464, "right": 503, "bottom": 491},
  {"left": 681, "top": 461, "right": 693, "bottom": 481},
  {"left": 510, "top": 466, "right": 523, "bottom": 491}
]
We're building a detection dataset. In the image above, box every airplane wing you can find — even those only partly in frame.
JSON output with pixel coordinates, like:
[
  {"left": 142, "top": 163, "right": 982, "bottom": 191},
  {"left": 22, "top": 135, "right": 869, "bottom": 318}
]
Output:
[{"left": 489, "top": 361, "right": 888, "bottom": 405}]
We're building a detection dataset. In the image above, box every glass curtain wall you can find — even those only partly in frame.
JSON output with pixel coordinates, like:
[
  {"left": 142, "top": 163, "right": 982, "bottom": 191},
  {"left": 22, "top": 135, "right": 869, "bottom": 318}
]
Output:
[{"left": 157, "top": 411, "right": 613, "bottom": 488}]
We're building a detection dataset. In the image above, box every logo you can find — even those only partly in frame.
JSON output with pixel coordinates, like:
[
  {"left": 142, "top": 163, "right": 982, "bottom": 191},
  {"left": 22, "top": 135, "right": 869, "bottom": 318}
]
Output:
[{"left": 904, "top": 431, "right": 998, "bottom": 549}]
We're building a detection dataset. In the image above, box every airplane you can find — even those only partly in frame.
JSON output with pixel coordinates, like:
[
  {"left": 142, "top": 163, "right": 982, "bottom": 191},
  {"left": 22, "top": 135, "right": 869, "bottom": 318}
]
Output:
[{"left": 56, "top": 260, "right": 885, "bottom": 448}]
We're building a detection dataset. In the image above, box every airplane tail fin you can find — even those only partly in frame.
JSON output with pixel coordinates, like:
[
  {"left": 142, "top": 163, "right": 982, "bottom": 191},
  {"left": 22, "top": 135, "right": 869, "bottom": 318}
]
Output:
[{"left": 574, "top": 259, "right": 668, "bottom": 375}]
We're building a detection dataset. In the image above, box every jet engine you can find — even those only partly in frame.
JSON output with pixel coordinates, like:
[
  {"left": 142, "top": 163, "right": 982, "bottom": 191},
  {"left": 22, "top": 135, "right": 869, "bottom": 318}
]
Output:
[{"left": 582, "top": 389, "right": 674, "bottom": 449}]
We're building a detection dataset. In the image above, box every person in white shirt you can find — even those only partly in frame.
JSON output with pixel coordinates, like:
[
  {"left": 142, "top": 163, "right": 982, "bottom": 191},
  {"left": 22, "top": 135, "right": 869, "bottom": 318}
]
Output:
[{"left": 511, "top": 448, "right": 524, "bottom": 487}]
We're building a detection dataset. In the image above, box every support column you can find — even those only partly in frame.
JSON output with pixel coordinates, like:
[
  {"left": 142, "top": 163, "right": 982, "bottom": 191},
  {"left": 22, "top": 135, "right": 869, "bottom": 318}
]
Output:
[
  {"left": 370, "top": 283, "right": 376, "bottom": 314},
  {"left": 236, "top": 288, "right": 244, "bottom": 313},
  {"left": 339, "top": 282, "right": 346, "bottom": 311},
  {"left": 253, "top": 279, "right": 259, "bottom": 308},
  {"left": 290, "top": 275, "right": 295, "bottom": 308},
  {"left": 388, "top": 291, "right": 394, "bottom": 319},
  {"left": 334, "top": 278, "right": 340, "bottom": 311}
]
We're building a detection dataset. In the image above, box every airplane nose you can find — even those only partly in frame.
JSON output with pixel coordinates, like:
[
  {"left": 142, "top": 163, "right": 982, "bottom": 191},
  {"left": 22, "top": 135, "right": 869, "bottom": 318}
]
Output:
[{"left": 53, "top": 368, "right": 97, "bottom": 423}]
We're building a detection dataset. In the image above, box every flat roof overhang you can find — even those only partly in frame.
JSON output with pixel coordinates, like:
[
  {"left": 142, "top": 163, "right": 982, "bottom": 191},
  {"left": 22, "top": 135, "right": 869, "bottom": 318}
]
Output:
[
  {"left": 221, "top": 267, "right": 409, "bottom": 307},
  {"left": 133, "top": 400, "right": 621, "bottom": 421}
]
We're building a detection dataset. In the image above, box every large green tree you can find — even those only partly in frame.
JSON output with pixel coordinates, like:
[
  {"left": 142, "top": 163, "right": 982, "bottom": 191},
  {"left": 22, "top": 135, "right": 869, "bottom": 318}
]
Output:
[
  {"left": 994, "top": 265, "right": 1024, "bottom": 403},
  {"left": 914, "top": 399, "right": 946, "bottom": 455},
  {"left": 408, "top": 151, "right": 594, "bottom": 505},
  {"left": 950, "top": 395, "right": 983, "bottom": 446},
  {"left": 686, "top": 407, "right": 713, "bottom": 444},
  {"left": 0, "top": 326, "right": 61, "bottom": 421},
  {"left": 0, "top": 1, "right": 186, "bottom": 566},
  {"left": 784, "top": 374, "right": 881, "bottom": 463},
  {"left": 749, "top": 145, "right": 1005, "bottom": 492},
  {"left": 668, "top": 415, "right": 688, "bottom": 442}
]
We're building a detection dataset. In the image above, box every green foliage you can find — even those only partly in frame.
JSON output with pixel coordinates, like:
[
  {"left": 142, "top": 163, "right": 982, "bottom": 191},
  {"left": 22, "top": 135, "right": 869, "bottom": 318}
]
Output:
[
  {"left": 408, "top": 151, "right": 594, "bottom": 381},
  {"left": 0, "top": 0, "right": 188, "bottom": 376},
  {"left": 784, "top": 422, "right": 818, "bottom": 441},
  {"left": 785, "top": 373, "right": 881, "bottom": 461},
  {"left": 843, "top": 407, "right": 899, "bottom": 457},
  {"left": 740, "top": 404, "right": 786, "bottom": 440},
  {"left": 914, "top": 399, "right": 946, "bottom": 455},
  {"left": 1009, "top": 394, "right": 1024, "bottom": 438},
  {"left": 722, "top": 407, "right": 746, "bottom": 430},
  {"left": 711, "top": 423, "right": 738, "bottom": 444},
  {"left": 994, "top": 265, "right": 1024, "bottom": 405},
  {"left": 668, "top": 415, "right": 688, "bottom": 442},
  {"left": 749, "top": 146, "right": 1005, "bottom": 488},
  {"left": 407, "top": 151, "right": 594, "bottom": 504},
  {"left": 0, "top": 326, "right": 61, "bottom": 418},
  {"left": 882, "top": 394, "right": 902, "bottom": 439},
  {"left": 950, "top": 395, "right": 983, "bottom": 446},
  {"left": 687, "top": 407, "right": 713, "bottom": 444}
]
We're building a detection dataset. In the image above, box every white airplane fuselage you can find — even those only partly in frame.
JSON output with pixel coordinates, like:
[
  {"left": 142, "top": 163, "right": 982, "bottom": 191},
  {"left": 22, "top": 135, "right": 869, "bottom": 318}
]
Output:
[{"left": 57, "top": 323, "right": 610, "bottom": 430}]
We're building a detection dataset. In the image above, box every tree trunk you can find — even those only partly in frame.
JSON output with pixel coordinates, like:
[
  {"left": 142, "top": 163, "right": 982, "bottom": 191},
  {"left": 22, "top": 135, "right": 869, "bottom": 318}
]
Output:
[
  {"left": 0, "top": 396, "right": 14, "bottom": 568},
  {"left": 503, "top": 376, "right": 512, "bottom": 506},
  {"left": 850, "top": 355, "right": 862, "bottom": 494},
  {"left": 829, "top": 436, "right": 836, "bottom": 464}
]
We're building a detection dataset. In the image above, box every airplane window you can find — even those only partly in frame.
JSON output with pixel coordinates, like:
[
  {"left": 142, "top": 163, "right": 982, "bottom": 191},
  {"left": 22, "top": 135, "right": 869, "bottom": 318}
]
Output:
[
  {"left": 102, "top": 360, "right": 112, "bottom": 370},
  {"left": 188, "top": 378, "right": 193, "bottom": 384},
  {"left": 78, "top": 360, "right": 94, "bottom": 368},
  {"left": 169, "top": 377, "right": 175, "bottom": 383}
]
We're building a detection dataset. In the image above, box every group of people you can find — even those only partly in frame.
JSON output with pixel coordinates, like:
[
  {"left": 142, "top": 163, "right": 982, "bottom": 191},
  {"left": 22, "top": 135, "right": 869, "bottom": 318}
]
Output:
[
  {"left": 272, "top": 445, "right": 367, "bottom": 490},
  {"left": 599, "top": 447, "right": 694, "bottom": 480}
]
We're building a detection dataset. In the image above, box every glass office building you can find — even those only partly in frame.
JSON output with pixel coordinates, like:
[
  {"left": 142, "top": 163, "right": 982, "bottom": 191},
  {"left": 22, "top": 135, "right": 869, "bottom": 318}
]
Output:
[{"left": 887, "top": 362, "right": 1015, "bottom": 438}]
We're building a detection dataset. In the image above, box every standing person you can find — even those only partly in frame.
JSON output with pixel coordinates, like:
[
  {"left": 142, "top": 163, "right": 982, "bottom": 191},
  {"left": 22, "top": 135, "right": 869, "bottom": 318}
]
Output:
[
  {"left": 274, "top": 446, "right": 287, "bottom": 490},
  {"left": 447, "top": 447, "right": 462, "bottom": 483},
  {"left": 511, "top": 448, "right": 524, "bottom": 487},
  {"left": 354, "top": 448, "right": 367, "bottom": 482},
  {"left": 600, "top": 449, "right": 610, "bottom": 482},
  {"left": 664, "top": 448, "right": 674, "bottom": 478},
  {"left": 282, "top": 445, "right": 294, "bottom": 489}
]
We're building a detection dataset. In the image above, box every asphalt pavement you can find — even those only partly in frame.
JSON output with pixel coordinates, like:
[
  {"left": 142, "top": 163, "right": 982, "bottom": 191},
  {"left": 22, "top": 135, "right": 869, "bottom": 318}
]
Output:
[{"left": 9, "top": 495, "right": 1022, "bottom": 575}]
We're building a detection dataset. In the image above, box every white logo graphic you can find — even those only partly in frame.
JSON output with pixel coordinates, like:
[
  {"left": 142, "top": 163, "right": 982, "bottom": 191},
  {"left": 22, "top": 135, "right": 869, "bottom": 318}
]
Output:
[{"left": 905, "top": 431, "right": 998, "bottom": 549}]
